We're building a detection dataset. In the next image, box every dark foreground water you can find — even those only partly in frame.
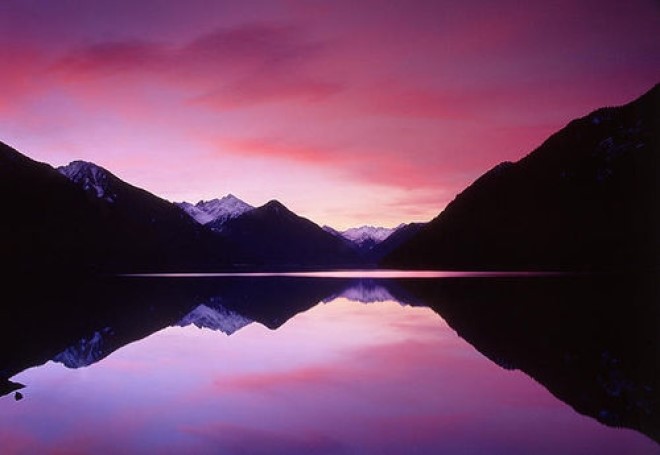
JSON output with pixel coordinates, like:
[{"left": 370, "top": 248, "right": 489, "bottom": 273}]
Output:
[{"left": 0, "top": 273, "right": 657, "bottom": 454}]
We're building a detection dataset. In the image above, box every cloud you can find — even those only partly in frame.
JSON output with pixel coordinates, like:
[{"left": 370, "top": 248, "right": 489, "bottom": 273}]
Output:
[
  {"left": 51, "top": 22, "right": 341, "bottom": 108},
  {"left": 183, "top": 23, "right": 318, "bottom": 68},
  {"left": 53, "top": 40, "right": 168, "bottom": 80},
  {"left": 2, "top": 0, "right": 658, "bottom": 227},
  {"left": 0, "top": 47, "right": 52, "bottom": 114}
]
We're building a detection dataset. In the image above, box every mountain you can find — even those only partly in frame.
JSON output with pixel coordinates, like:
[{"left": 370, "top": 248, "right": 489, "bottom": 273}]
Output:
[
  {"left": 369, "top": 222, "right": 426, "bottom": 262},
  {"left": 323, "top": 223, "right": 424, "bottom": 263},
  {"left": 59, "top": 160, "right": 117, "bottom": 202},
  {"left": 0, "top": 146, "right": 232, "bottom": 274},
  {"left": 219, "top": 200, "right": 359, "bottom": 268},
  {"left": 384, "top": 84, "right": 659, "bottom": 271},
  {"left": 177, "top": 194, "right": 253, "bottom": 229},
  {"left": 56, "top": 160, "right": 238, "bottom": 272},
  {"left": 325, "top": 223, "right": 426, "bottom": 263},
  {"left": 340, "top": 225, "right": 401, "bottom": 247}
]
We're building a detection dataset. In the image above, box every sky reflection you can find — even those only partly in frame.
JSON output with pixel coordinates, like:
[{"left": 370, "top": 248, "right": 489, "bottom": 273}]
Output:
[{"left": 1, "top": 298, "right": 656, "bottom": 454}]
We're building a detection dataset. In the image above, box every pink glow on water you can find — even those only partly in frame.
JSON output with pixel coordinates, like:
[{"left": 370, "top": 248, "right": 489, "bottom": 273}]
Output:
[
  {"left": 1, "top": 298, "right": 655, "bottom": 454},
  {"left": 127, "top": 270, "right": 561, "bottom": 278}
]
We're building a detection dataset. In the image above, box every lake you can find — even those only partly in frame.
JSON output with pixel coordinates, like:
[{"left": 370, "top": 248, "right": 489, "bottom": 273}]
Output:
[{"left": 0, "top": 273, "right": 657, "bottom": 454}]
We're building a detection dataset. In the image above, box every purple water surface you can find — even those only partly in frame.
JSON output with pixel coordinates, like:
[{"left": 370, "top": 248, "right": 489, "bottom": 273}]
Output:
[{"left": 0, "top": 297, "right": 656, "bottom": 454}]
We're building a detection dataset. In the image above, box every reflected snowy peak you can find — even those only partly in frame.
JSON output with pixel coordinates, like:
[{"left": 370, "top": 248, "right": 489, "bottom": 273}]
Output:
[
  {"left": 323, "top": 280, "right": 404, "bottom": 304},
  {"left": 53, "top": 327, "right": 114, "bottom": 368},
  {"left": 176, "top": 299, "right": 253, "bottom": 335}
]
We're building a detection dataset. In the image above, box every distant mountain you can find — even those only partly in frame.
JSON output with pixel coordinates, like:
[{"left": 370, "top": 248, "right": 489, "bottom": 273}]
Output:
[
  {"left": 323, "top": 223, "right": 424, "bottom": 263},
  {"left": 340, "top": 225, "right": 400, "bottom": 246},
  {"left": 384, "top": 84, "right": 659, "bottom": 271},
  {"left": 219, "top": 200, "right": 359, "bottom": 268},
  {"left": 177, "top": 194, "right": 254, "bottom": 229},
  {"left": 0, "top": 147, "right": 232, "bottom": 274}
]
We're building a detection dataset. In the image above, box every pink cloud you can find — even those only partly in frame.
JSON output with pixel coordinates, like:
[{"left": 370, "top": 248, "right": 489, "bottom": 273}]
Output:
[
  {"left": 51, "top": 23, "right": 341, "bottom": 108},
  {"left": 0, "top": 47, "right": 53, "bottom": 115},
  {"left": 0, "top": 0, "right": 657, "bottom": 227},
  {"left": 53, "top": 41, "right": 167, "bottom": 78}
]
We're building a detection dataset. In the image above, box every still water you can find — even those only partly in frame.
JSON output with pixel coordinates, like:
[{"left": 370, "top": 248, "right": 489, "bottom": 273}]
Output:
[{"left": 0, "top": 274, "right": 657, "bottom": 454}]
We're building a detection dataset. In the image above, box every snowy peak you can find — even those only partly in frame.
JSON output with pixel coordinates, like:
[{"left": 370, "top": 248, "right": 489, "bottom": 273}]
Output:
[
  {"left": 176, "top": 302, "right": 253, "bottom": 335},
  {"left": 177, "top": 194, "right": 253, "bottom": 226},
  {"left": 326, "top": 224, "right": 405, "bottom": 247},
  {"left": 58, "top": 160, "right": 116, "bottom": 202},
  {"left": 342, "top": 225, "right": 402, "bottom": 244}
]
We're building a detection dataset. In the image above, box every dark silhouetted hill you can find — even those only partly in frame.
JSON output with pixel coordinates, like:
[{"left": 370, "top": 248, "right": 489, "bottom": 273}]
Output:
[{"left": 384, "top": 84, "right": 659, "bottom": 271}]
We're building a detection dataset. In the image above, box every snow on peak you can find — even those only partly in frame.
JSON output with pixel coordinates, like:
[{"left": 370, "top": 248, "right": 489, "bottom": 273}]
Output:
[
  {"left": 58, "top": 160, "right": 116, "bottom": 202},
  {"left": 337, "top": 224, "right": 404, "bottom": 246},
  {"left": 176, "top": 301, "right": 253, "bottom": 335},
  {"left": 177, "top": 194, "right": 253, "bottom": 226}
]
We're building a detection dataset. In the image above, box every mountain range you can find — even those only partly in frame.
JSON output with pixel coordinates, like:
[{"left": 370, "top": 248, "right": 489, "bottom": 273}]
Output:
[
  {"left": 0, "top": 151, "right": 232, "bottom": 274},
  {"left": 1, "top": 83, "right": 657, "bottom": 272},
  {"left": 176, "top": 194, "right": 416, "bottom": 261}
]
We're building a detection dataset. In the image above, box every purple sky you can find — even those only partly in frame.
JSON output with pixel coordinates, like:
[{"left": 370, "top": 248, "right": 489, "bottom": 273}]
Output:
[{"left": 0, "top": 0, "right": 658, "bottom": 228}]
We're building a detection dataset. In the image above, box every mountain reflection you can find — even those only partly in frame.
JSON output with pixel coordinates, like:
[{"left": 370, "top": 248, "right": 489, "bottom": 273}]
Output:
[
  {"left": 176, "top": 299, "right": 253, "bottom": 334},
  {"left": 1, "top": 274, "right": 657, "bottom": 443}
]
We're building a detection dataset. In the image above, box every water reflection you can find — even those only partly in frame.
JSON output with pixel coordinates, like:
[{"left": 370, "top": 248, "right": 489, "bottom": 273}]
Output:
[{"left": 0, "top": 274, "right": 657, "bottom": 453}]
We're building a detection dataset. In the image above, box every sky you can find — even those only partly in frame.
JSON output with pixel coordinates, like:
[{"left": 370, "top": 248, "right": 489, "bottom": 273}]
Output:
[{"left": 0, "top": 1, "right": 658, "bottom": 229}]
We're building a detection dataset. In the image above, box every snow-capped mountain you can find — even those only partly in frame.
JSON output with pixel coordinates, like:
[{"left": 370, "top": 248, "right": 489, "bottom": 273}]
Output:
[
  {"left": 324, "top": 224, "right": 404, "bottom": 247},
  {"left": 177, "top": 194, "right": 253, "bottom": 228},
  {"left": 341, "top": 225, "right": 403, "bottom": 246},
  {"left": 323, "top": 222, "right": 426, "bottom": 263},
  {"left": 58, "top": 160, "right": 116, "bottom": 202},
  {"left": 176, "top": 300, "right": 253, "bottom": 335}
]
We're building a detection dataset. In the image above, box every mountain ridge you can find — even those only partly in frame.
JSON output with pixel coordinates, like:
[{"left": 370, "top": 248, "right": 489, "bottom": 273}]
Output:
[
  {"left": 383, "top": 83, "right": 659, "bottom": 271},
  {"left": 177, "top": 194, "right": 254, "bottom": 228},
  {"left": 218, "top": 199, "right": 361, "bottom": 268},
  {"left": 0, "top": 145, "right": 234, "bottom": 274}
]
